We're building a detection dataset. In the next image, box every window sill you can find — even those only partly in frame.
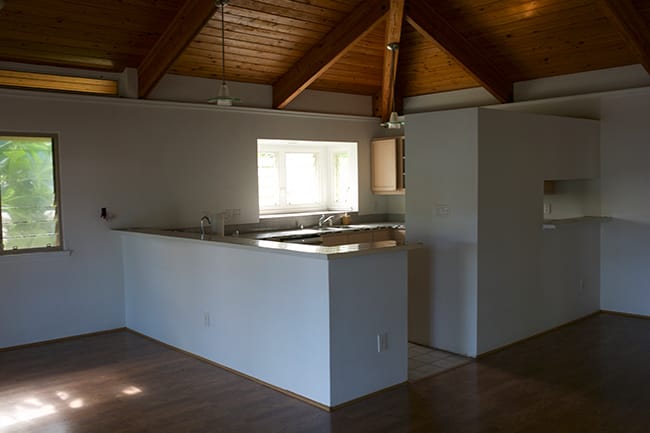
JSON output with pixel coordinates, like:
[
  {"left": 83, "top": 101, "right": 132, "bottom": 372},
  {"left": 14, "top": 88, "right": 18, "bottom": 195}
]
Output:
[
  {"left": 0, "top": 249, "right": 72, "bottom": 261},
  {"left": 260, "top": 210, "right": 353, "bottom": 220}
]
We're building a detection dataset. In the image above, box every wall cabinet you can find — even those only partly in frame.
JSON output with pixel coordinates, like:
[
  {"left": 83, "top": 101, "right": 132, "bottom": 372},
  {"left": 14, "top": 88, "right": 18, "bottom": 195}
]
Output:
[{"left": 371, "top": 136, "right": 405, "bottom": 195}]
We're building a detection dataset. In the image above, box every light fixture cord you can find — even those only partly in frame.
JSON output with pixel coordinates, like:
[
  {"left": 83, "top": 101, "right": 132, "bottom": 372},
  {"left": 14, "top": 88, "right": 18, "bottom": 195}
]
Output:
[{"left": 220, "top": 2, "right": 226, "bottom": 85}]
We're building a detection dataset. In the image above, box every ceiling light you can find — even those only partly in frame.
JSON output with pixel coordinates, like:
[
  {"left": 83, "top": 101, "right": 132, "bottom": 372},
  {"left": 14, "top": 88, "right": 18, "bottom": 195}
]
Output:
[
  {"left": 381, "top": 42, "right": 404, "bottom": 129},
  {"left": 208, "top": 0, "right": 239, "bottom": 106}
]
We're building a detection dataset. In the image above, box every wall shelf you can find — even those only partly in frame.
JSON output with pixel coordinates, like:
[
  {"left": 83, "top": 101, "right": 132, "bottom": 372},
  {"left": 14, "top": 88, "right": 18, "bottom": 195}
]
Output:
[{"left": 543, "top": 216, "right": 612, "bottom": 230}]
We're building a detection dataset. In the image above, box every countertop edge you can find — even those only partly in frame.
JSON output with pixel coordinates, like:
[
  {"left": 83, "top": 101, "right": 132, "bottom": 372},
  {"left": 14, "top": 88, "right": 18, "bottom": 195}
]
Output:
[{"left": 115, "top": 228, "right": 416, "bottom": 259}]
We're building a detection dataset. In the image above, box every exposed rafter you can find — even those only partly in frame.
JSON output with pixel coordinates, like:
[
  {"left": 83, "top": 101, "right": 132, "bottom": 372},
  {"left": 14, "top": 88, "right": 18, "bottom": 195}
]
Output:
[
  {"left": 405, "top": 0, "right": 512, "bottom": 103},
  {"left": 273, "top": 0, "right": 390, "bottom": 109},
  {"left": 137, "top": 0, "right": 218, "bottom": 98},
  {"left": 375, "top": 0, "right": 405, "bottom": 121},
  {"left": 599, "top": 0, "right": 650, "bottom": 74}
]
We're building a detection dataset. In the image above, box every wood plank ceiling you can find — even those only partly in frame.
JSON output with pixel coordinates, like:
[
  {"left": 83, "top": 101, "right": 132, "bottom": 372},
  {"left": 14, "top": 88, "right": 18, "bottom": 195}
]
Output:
[{"left": 0, "top": 0, "right": 649, "bottom": 119}]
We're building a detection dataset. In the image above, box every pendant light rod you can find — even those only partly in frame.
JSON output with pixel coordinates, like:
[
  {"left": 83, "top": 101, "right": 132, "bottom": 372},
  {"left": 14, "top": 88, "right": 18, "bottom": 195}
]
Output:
[
  {"left": 219, "top": 0, "right": 227, "bottom": 86},
  {"left": 209, "top": 0, "right": 238, "bottom": 105}
]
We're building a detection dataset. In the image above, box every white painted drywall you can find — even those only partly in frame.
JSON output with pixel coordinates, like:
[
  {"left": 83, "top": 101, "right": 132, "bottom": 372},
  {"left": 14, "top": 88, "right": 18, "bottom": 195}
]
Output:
[
  {"left": 149, "top": 74, "right": 373, "bottom": 116},
  {"left": 122, "top": 232, "right": 332, "bottom": 405},
  {"left": 403, "top": 87, "right": 499, "bottom": 114},
  {"left": 328, "top": 251, "right": 407, "bottom": 405},
  {"left": 404, "top": 107, "right": 600, "bottom": 356},
  {"left": 405, "top": 108, "right": 479, "bottom": 356},
  {"left": 600, "top": 90, "right": 650, "bottom": 316},
  {"left": 121, "top": 231, "right": 408, "bottom": 407},
  {"left": 476, "top": 109, "right": 601, "bottom": 354},
  {"left": 0, "top": 88, "right": 385, "bottom": 348},
  {"left": 514, "top": 65, "right": 650, "bottom": 102}
]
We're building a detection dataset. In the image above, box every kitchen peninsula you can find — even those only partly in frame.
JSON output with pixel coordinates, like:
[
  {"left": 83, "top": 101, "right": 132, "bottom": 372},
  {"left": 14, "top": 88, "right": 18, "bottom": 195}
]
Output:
[{"left": 118, "top": 228, "right": 409, "bottom": 409}]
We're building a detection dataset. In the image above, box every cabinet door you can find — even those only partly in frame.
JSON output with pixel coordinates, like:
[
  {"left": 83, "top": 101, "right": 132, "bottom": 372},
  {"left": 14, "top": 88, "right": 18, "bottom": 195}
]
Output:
[
  {"left": 372, "top": 229, "right": 392, "bottom": 242},
  {"left": 371, "top": 137, "right": 404, "bottom": 194},
  {"left": 347, "top": 231, "right": 373, "bottom": 244},
  {"left": 321, "top": 233, "right": 348, "bottom": 246}
]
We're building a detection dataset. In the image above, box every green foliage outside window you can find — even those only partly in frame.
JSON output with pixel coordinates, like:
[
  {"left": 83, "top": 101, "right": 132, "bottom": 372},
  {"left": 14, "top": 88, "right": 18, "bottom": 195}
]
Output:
[{"left": 0, "top": 135, "right": 60, "bottom": 252}]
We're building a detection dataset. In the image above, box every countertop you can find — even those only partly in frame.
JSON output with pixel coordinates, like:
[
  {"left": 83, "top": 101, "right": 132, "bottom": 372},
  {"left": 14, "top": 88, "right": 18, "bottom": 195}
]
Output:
[{"left": 117, "top": 225, "right": 414, "bottom": 260}]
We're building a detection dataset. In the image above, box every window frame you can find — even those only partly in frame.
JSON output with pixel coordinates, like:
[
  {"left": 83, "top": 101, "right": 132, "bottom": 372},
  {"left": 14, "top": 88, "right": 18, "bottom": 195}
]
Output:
[
  {"left": 0, "top": 132, "right": 63, "bottom": 256},
  {"left": 257, "top": 139, "right": 358, "bottom": 216}
]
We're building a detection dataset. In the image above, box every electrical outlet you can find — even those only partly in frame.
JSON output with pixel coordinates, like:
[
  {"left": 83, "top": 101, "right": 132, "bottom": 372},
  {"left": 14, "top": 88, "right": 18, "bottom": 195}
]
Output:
[
  {"left": 204, "top": 312, "right": 211, "bottom": 327},
  {"left": 543, "top": 202, "right": 552, "bottom": 215},
  {"left": 579, "top": 279, "right": 585, "bottom": 293},
  {"left": 377, "top": 332, "right": 388, "bottom": 352}
]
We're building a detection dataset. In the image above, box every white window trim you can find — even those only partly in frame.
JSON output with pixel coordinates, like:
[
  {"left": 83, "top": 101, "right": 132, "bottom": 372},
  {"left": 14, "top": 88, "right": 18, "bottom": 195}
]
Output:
[
  {"left": 0, "top": 132, "right": 63, "bottom": 256},
  {"left": 257, "top": 139, "right": 358, "bottom": 216}
]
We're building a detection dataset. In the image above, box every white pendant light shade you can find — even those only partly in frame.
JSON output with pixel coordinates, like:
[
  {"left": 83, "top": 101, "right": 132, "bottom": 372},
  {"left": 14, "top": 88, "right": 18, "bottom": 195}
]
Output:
[
  {"left": 208, "top": 0, "right": 239, "bottom": 106},
  {"left": 381, "top": 111, "right": 404, "bottom": 129}
]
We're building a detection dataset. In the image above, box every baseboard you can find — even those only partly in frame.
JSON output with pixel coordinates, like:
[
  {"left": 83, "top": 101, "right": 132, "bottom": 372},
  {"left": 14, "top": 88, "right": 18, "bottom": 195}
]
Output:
[
  {"left": 0, "top": 327, "right": 127, "bottom": 352},
  {"left": 600, "top": 309, "right": 650, "bottom": 320},
  {"left": 476, "top": 311, "right": 600, "bottom": 359},
  {"left": 125, "top": 328, "right": 332, "bottom": 412}
]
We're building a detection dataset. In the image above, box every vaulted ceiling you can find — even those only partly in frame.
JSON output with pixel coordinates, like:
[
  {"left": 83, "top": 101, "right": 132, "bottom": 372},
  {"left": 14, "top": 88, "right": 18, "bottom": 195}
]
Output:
[{"left": 1, "top": 0, "right": 649, "bottom": 119}]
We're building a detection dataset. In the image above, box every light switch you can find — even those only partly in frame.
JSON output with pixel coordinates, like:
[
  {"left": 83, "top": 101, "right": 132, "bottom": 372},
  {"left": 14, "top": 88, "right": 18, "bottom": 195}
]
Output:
[{"left": 435, "top": 203, "right": 450, "bottom": 217}]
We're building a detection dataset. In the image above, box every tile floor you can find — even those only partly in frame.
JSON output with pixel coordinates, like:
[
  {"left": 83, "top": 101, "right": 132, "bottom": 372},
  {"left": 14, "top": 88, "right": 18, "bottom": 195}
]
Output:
[{"left": 408, "top": 342, "right": 472, "bottom": 382}]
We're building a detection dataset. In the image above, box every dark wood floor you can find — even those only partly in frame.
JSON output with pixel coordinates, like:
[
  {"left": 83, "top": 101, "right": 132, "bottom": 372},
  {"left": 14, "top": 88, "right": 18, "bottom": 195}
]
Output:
[{"left": 2, "top": 313, "right": 650, "bottom": 432}]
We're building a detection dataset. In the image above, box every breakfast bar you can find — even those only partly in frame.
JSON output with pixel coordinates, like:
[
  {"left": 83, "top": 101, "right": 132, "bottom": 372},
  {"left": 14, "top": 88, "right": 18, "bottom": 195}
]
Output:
[{"left": 119, "top": 228, "right": 409, "bottom": 409}]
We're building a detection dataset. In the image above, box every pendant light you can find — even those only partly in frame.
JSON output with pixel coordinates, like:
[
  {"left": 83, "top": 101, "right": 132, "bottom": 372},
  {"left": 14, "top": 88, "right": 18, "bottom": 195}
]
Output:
[
  {"left": 381, "top": 42, "right": 404, "bottom": 129},
  {"left": 208, "top": 0, "right": 239, "bottom": 106}
]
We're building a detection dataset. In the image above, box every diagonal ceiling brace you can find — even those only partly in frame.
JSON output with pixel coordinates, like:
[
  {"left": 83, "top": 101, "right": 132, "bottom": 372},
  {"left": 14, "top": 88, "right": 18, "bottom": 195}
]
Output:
[
  {"left": 138, "top": 0, "right": 218, "bottom": 99},
  {"left": 599, "top": 0, "right": 650, "bottom": 74},
  {"left": 405, "top": 0, "right": 512, "bottom": 103},
  {"left": 273, "top": 0, "right": 390, "bottom": 109},
  {"left": 375, "top": 0, "right": 405, "bottom": 121}
]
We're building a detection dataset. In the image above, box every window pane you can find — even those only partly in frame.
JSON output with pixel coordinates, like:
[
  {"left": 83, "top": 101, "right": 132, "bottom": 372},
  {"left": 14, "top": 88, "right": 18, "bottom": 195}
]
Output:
[
  {"left": 257, "top": 152, "right": 280, "bottom": 208},
  {"left": 285, "top": 152, "right": 319, "bottom": 205},
  {"left": 334, "top": 151, "right": 351, "bottom": 206},
  {"left": 0, "top": 136, "right": 59, "bottom": 251}
]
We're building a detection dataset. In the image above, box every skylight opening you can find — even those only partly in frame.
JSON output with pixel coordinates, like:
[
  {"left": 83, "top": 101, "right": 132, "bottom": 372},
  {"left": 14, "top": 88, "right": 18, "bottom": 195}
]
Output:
[{"left": 0, "top": 69, "right": 118, "bottom": 96}]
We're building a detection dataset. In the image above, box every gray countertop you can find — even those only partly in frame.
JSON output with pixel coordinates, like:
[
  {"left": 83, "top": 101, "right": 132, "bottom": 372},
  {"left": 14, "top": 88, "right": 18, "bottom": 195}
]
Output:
[{"left": 117, "top": 225, "right": 413, "bottom": 260}]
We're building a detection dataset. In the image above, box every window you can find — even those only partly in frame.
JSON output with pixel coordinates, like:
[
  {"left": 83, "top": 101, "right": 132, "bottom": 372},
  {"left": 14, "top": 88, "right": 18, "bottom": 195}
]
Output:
[
  {"left": 0, "top": 134, "right": 62, "bottom": 254},
  {"left": 257, "top": 139, "right": 358, "bottom": 215},
  {"left": 0, "top": 69, "right": 118, "bottom": 96}
]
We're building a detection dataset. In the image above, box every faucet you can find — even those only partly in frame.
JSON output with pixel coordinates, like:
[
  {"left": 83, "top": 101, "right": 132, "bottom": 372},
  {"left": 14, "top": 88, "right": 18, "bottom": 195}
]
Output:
[
  {"left": 318, "top": 214, "right": 336, "bottom": 227},
  {"left": 200, "top": 215, "right": 212, "bottom": 237}
]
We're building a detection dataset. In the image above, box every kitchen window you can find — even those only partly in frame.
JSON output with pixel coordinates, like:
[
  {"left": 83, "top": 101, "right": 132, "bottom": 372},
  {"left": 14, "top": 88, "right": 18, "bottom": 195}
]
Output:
[
  {"left": 257, "top": 139, "right": 358, "bottom": 215},
  {"left": 0, "top": 133, "right": 62, "bottom": 254}
]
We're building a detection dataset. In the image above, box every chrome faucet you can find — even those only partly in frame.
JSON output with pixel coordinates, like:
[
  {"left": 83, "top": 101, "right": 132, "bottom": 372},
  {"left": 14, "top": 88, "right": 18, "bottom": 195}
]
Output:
[
  {"left": 200, "top": 215, "right": 212, "bottom": 237},
  {"left": 318, "top": 214, "right": 336, "bottom": 227}
]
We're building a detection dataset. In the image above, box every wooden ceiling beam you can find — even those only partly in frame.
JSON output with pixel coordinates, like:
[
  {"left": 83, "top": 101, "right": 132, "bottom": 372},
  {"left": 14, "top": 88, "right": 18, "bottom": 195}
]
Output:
[
  {"left": 137, "top": 0, "right": 218, "bottom": 98},
  {"left": 405, "top": 0, "right": 512, "bottom": 103},
  {"left": 374, "top": 0, "right": 405, "bottom": 121},
  {"left": 599, "top": 0, "right": 650, "bottom": 74},
  {"left": 273, "top": 0, "right": 390, "bottom": 109}
]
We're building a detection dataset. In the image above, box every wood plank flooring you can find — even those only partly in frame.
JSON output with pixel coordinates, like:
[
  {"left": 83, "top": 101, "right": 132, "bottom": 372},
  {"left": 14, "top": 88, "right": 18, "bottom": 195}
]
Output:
[{"left": 2, "top": 313, "right": 650, "bottom": 432}]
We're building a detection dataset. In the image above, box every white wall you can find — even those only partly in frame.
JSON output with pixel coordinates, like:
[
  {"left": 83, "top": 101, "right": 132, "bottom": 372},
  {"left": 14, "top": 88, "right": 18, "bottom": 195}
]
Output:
[
  {"left": 149, "top": 74, "right": 373, "bottom": 116},
  {"left": 476, "top": 109, "right": 601, "bottom": 354},
  {"left": 122, "top": 233, "right": 331, "bottom": 405},
  {"left": 405, "top": 108, "right": 479, "bottom": 356},
  {"left": 329, "top": 251, "right": 407, "bottom": 405},
  {"left": 600, "top": 90, "right": 650, "bottom": 315},
  {"left": 405, "top": 108, "right": 601, "bottom": 356},
  {"left": 0, "top": 88, "right": 385, "bottom": 348},
  {"left": 122, "top": 232, "right": 408, "bottom": 407}
]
